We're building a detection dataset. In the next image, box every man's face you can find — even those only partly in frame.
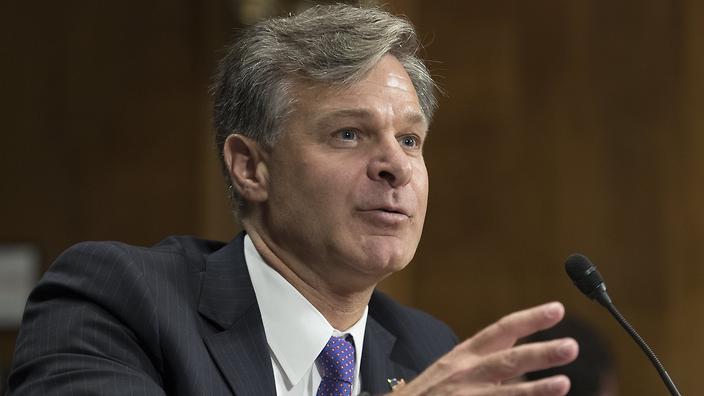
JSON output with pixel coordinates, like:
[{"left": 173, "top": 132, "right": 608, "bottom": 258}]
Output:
[{"left": 260, "top": 54, "right": 429, "bottom": 286}]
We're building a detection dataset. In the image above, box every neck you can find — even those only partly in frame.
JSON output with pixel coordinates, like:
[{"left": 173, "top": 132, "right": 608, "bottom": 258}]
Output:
[{"left": 243, "top": 222, "right": 374, "bottom": 330}]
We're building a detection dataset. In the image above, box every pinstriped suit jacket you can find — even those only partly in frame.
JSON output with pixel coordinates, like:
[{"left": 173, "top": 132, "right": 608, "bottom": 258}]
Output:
[{"left": 8, "top": 233, "right": 457, "bottom": 395}]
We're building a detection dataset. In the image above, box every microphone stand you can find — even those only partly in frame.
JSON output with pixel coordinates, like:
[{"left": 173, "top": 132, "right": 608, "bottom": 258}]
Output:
[{"left": 594, "top": 293, "right": 681, "bottom": 396}]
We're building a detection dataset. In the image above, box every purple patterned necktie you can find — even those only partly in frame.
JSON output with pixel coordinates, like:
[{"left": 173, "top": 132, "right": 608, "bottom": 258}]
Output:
[{"left": 316, "top": 335, "right": 356, "bottom": 396}]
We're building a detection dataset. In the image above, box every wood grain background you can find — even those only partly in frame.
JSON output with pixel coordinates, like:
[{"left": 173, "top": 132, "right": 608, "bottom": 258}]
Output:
[{"left": 2, "top": 1, "right": 703, "bottom": 394}]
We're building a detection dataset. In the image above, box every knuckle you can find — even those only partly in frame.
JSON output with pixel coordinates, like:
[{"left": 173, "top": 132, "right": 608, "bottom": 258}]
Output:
[
  {"left": 502, "top": 381, "right": 546, "bottom": 396},
  {"left": 496, "top": 351, "right": 521, "bottom": 378},
  {"left": 494, "top": 317, "right": 512, "bottom": 337},
  {"left": 433, "top": 355, "right": 455, "bottom": 373},
  {"left": 454, "top": 338, "right": 475, "bottom": 354},
  {"left": 534, "top": 382, "right": 559, "bottom": 396},
  {"left": 468, "top": 354, "right": 518, "bottom": 383},
  {"left": 546, "top": 339, "right": 575, "bottom": 364},
  {"left": 531, "top": 377, "right": 569, "bottom": 396},
  {"left": 433, "top": 355, "right": 473, "bottom": 383},
  {"left": 547, "top": 346, "right": 564, "bottom": 364}
]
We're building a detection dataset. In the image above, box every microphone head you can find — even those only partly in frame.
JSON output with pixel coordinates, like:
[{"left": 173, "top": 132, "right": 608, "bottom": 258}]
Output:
[{"left": 565, "top": 253, "right": 607, "bottom": 300}]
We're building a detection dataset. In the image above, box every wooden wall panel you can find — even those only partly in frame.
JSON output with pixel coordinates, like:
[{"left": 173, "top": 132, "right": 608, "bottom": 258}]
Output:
[
  {"left": 662, "top": 0, "right": 704, "bottom": 393},
  {"left": 0, "top": 0, "right": 236, "bottom": 383},
  {"left": 400, "top": 1, "right": 695, "bottom": 394}
]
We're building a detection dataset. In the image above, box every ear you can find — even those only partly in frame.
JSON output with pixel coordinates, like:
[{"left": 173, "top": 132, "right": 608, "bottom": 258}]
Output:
[{"left": 223, "top": 134, "right": 269, "bottom": 203}]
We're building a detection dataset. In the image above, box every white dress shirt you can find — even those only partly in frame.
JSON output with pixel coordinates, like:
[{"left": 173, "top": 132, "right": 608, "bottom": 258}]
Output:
[{"left": 244, "top": 235, "right": 368, "bottom": 395}]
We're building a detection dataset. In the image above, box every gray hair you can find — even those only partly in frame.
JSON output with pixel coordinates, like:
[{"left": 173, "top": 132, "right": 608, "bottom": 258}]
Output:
[{"left": 212, "top": 3, "right": 438, "bottom": 210}]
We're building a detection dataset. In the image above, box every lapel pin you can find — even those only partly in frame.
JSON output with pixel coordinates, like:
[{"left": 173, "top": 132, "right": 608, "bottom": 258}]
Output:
[{"left": 387, "top": 378, "right": 406, "bottom": 391}]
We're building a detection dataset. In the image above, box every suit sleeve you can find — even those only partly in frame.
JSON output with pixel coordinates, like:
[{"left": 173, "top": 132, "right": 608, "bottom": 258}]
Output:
[{"left": 7, "top": 242, "right": 166, "bottom": 395}]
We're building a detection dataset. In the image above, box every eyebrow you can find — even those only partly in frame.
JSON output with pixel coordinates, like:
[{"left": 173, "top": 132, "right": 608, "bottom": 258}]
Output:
[{"left": 315, "top": 108, "right": 428, "bottom": 128}]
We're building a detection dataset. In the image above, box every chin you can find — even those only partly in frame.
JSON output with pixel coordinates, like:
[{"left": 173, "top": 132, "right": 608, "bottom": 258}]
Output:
[{"left": 355, "top": 239, "right": 415, "bottom": 276}]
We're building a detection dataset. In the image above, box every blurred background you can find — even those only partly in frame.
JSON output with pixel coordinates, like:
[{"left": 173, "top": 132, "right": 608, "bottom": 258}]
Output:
[{"left": 2, "top": 0, "right": 703, "bottom": 394}]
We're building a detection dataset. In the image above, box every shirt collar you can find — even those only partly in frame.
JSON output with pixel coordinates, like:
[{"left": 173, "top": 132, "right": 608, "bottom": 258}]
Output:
[{"left": 244, "top": 235, "right": 368, "bottom": 387}]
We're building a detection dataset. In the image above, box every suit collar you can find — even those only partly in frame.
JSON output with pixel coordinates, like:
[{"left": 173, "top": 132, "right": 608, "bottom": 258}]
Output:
[
  {"left": 243, "top": 234, "right": 370, "bottom": 388},
  {"left": 198, "top": 233, "right": 254, "bottom": 328},
  {"left": 361, "top": 314, "right": 418, "bottom": 394},
  {"left": 196, "top": 233, "right": 418, "bottom": 395},
  {"left": 198, "top": 233, "right": 276, "bottom": 395}
]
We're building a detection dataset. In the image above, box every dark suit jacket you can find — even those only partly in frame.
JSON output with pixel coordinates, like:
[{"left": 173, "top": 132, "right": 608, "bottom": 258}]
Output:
[{"left": 8, "top": 234, "right": 457, "bottom": 395}]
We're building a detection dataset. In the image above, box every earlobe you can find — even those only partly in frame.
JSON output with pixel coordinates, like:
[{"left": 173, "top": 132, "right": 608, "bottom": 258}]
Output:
[{"left": 223, "top": 134, "right": 269, "bottom": 203}]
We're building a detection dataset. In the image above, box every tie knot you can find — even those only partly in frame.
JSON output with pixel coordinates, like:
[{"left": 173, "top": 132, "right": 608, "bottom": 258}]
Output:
[{"left": 317, "top": 335, "right": 356, "bottom": 384}]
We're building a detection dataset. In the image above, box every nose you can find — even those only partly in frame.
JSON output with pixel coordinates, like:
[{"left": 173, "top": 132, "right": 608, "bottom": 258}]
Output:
[{"left": 367, "top": 138, "right": 413, "bottom": 188}]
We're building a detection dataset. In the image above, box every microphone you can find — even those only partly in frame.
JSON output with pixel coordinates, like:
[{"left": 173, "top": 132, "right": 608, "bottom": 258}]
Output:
[{"left": 564, "top": 254, "right": 682, "bottom": 396}]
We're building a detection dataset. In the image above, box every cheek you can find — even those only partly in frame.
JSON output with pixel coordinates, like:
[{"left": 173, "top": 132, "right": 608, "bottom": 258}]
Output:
[
  {"left": 410, "top": 164, "right": 429, "bottom": 238},
  {"left": 271, "top": 158, "right": 356, "bottom": 219},
  {"left": 414, "top": 163, "right": 430, "bottom": 207}
]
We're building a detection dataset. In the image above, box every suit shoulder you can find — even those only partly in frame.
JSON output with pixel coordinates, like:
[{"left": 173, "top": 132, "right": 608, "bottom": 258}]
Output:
[
  {"left": 67, "top": 235, "right": 227, "bottom": 256},
  {"left": 19, "top": 236, "right": 228, "bottom": 366},
  {"left": 55, "top": 236, "right": 226, "bottom": 274},
  {"left": 36, "top": 236, "right": 228, "bottom": 321},
  {"left": 8, "top": 237, "right": 225, "bottom": 394}
]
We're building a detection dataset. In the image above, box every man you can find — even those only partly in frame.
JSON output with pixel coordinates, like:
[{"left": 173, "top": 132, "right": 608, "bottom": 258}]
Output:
[{"left": 8, "top": 4, "right": 577, "bottom": 395}]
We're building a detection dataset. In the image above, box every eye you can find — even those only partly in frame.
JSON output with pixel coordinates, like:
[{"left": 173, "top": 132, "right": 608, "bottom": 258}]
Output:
[
  {"left": 330, "top": 128, "right": 360, "bottom": 147},
  {"left": 338, "top": 129, "right": 357, "bottom": 140},
  {"left": 398, "top": 135, "right": 420, "bottom": 149}
]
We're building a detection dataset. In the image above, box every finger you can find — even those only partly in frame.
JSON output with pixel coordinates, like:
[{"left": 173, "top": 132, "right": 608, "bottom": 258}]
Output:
[
  {"left": 464, "top": 302, "right": 565, "bottom": 354},
  {"left": 483, "top": 375, "right": 571, "bottom": 396},
  {"left": 468, "top": 338, "right": 579, "bottom": 383}
]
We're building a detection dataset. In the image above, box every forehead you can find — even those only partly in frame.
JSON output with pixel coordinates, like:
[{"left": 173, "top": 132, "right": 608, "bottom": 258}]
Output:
[{"left": 287, "top": 55, "right": 427, "bottom": 127}]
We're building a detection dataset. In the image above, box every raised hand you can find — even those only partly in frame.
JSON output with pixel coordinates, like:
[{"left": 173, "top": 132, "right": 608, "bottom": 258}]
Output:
[{"left": 396, "top": 302, "right": 578, "bottom": 396}]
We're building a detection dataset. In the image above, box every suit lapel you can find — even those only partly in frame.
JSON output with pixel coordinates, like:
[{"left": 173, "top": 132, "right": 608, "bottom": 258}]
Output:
[
  {"left": 360, "top": 316, "right": 418, "bottom": 394},
  {"left": 196, "top": 234, "right": 423, "bottom": 395},
  {"left": 198, "top": 234, "right": 276, "bottom": 395}
]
